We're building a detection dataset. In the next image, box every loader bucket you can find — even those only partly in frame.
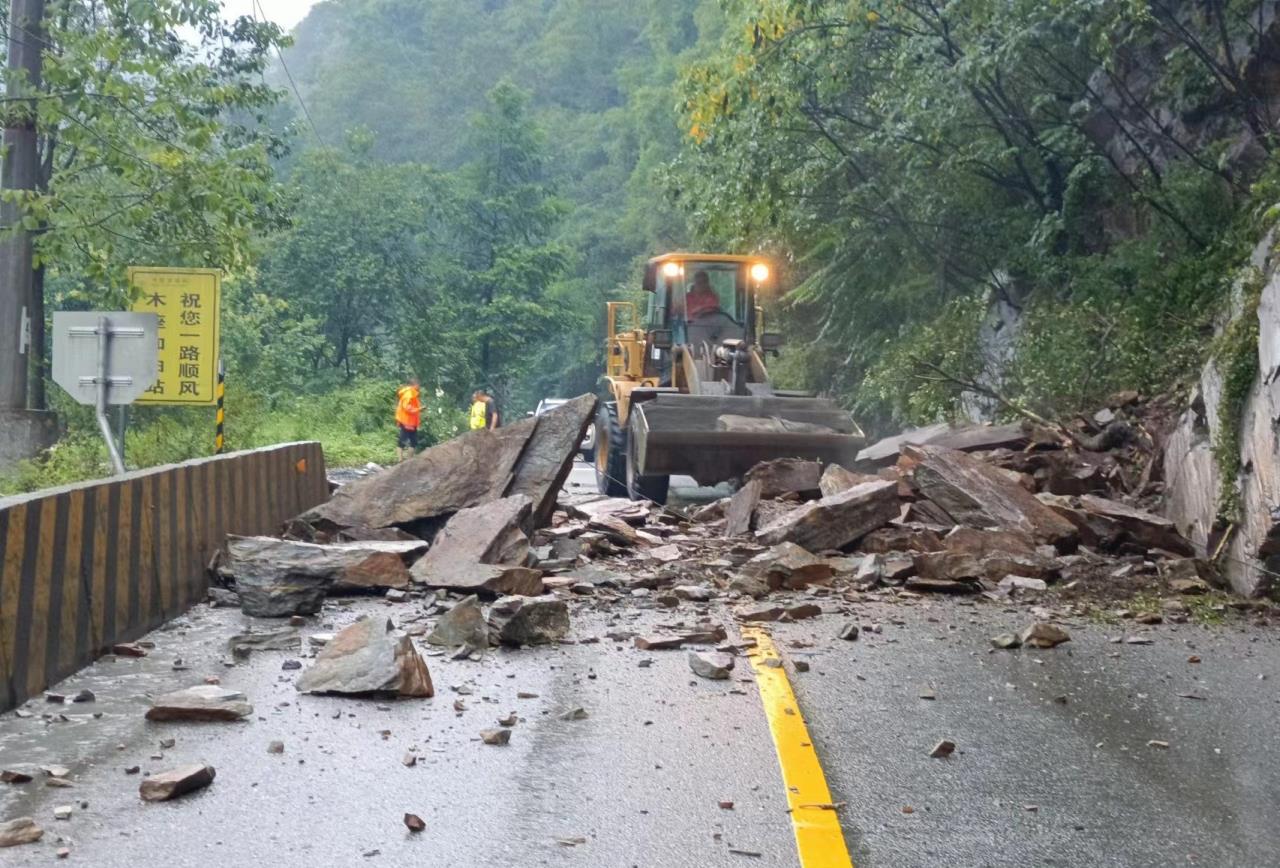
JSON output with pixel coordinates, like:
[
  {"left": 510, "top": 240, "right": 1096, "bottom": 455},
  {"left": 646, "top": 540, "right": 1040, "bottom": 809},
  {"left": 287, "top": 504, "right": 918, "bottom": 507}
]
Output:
[{"left": 630, "top": 393, "right": 865, "bottom": 485}]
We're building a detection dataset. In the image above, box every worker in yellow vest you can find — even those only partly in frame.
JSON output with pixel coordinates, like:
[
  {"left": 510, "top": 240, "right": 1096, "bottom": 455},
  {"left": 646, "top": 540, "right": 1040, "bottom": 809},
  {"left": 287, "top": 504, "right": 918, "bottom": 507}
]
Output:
[
  {"left": 469, "top": 389, "right": 500, "bottom": 431},
  {"left": 395, "top": 377, "right": 423, "bottom": 462}
]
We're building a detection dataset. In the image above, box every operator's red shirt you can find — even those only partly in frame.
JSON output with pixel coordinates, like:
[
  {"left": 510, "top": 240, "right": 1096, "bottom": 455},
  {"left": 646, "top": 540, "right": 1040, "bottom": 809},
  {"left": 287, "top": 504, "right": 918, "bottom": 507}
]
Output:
[{"left": 686, "top": 287, "right": 720, "bottom": 318}]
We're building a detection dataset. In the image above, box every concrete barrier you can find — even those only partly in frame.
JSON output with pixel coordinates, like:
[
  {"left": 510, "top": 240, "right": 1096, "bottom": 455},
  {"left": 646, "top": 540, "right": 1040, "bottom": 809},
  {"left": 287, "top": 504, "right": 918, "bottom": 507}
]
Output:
[{"left": 0, "top": 441, "right": 327, "bottom": 710}]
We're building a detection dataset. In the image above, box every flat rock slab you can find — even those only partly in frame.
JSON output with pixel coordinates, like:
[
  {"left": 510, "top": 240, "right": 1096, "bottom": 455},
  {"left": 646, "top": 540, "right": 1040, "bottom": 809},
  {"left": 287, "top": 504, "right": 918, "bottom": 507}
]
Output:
[
  {"left": 689, "top": 651, "right": 735, "bottom": 680},
  {"left": 857, "top": 422, "right": 1027, "bottom": 466},
  {"left": 756, "top": 479, "right": 900, "bottom": 551},
  {"left": 296, "top": 617, "right": 434, "bottom": 697},
  {"left": 1078, "top": 495, "right": 1195, "bottom": 556},
  {"left": 906, "top": 445, "right": 1077, "bottom": 546},
  {"left": 410, "top": 496, "right": 534, "bottom": 593},
  {"left": 414, "top": 562, "right": 543, "bottom": 597},
  {"left": 145, "top": 686, "right": 253, "bottom": 722},
  {"left": 744, "top": 458, "right": 822, "bottom": 499},
  {"left": 426, "top": 596, "right": 489, "bottom": 648},
  {"left": 487, "top": 595, "right": 569, "bottom": 646},
  {"left": 139, "top": 764, "right": 216, "bottom": 802},
  {"left": 221, "top": 536, "right": 425, "bottom": 610},
  {"left": 724, "top": 479, "right": 763, "bottom": 537},
  {"left": 0, "top": 817, "right": 43, "bottom": 848},
  {"left": 302, "top": 423, "right": 535, "bottom": 530},
  {"left": 503, "top": 395, "right": 598, "bottom": 532},
  {"left": 226, "top": 628, "right": 301, "bottom": 656}
]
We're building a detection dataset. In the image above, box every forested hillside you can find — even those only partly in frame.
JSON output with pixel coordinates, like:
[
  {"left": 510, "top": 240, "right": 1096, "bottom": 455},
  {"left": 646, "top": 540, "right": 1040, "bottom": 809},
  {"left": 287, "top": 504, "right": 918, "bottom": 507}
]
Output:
[{"left": 246, "top": 0, "right": 716, "bottom": 412}]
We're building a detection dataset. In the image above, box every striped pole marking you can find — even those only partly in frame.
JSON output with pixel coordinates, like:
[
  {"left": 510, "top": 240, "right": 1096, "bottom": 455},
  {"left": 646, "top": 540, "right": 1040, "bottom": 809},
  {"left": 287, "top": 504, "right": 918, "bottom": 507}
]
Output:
[
  {"left": 742, "top": 625, "right": 854, "bottom": 868},
  {"left": 214, "top": 359, "right": 225, "bottom": 454}
]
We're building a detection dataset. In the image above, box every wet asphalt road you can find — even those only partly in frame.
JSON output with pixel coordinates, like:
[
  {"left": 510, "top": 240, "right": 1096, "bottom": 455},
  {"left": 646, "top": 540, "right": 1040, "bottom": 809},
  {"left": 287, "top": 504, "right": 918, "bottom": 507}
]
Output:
[{"left": 3, "top": 465, "right": 1280, "bottom": 866}]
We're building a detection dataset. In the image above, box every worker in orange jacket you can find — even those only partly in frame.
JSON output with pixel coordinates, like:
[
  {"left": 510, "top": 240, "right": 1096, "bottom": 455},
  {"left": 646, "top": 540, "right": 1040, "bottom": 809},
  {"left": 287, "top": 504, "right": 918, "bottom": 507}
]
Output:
[{"left": 395, "top": 377, "right": 423, "bottom": 462}]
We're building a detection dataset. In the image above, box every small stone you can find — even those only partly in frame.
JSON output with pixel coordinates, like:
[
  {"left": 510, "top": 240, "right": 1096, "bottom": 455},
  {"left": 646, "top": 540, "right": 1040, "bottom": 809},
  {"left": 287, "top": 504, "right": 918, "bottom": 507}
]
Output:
[
  {"left": 1019, "top": 622, "right": 1070, "bottom": 649},
  {"left": 838, "top": 623, "right": 860, "bottom": 641},
  {"left": 289, "top": 615, "right": 307, "bottom": 627},
  {"left": 1187, "top": 655, "right": 1201, "bottom": 664},
  {"left": 919, "top": 689, "right": 936, "bottom": 701},
  {"left": 901, "top": 805, "right": 915, "bottom": 815},
  {"left": 480, "top": 728, "right": 511, "bottom": 746},
  {"left": 1135, "top": 612, "right": 1163, "bottom": 625},
  {"left": 112, "top": 642, "right": 148, "bottom": 658},
  {"left": 57, "top": 847, "right": 70, "bottom": 858},
  {"left": 558, "top": 707, "right": 588, "bottom": 721},
  {"left": 688, "top": 651, "right": 735, "bottom": 680},
  {"left": 45, "top": 692, "right": 66, "bottom": 703},
  {"left": 139, "top": 764, "right": 216, "bottom": 801},
  {"left": 1147, "top": 739, "right": 1169, "bottom": 749},
  {"left": 497, "top": 712, "right": 518, "bottom": 727},
  {"left": 1, "top": 770, "right": 33, "bottom": 784},
  {"left": 159, "top": 738, "right": 175, "bottom": 750},
  {"left": 402, "top": 753, "right": 417, "bottom": 767},
  {"left": 52, "top": 805, "right": 72, "bottom": 820},
  {"left": 45, "top": 778, "right": 73, "bottom": 789},
  {"left": 385, "top": 589, "right": 409, "bottom": 603},
  {"left": 404, "top": 813, "right": 426, "bottom": 833},
  {"left": 267, "top": 741, "right": 285, "bottom": 755},
  {"left": 718, "top": 800, "right": 734, "bottom": 810},
  {"left": 71, "top": 689, "right": 95, "bottom": 703},
  {"left": 929, "top": 739, "right": 956, "bottom": 758},
  {"left": 794, "top": 660, "right": 810, "bottom": 673},
  {"left": 991, "top": 633, "right": 1021, "bottom": 649},
  {"left": 124, "top": 766, "right": 140, "bottom": 775},
  {"left": 282, "top": 659, "right": 302, "bottom": 671}
]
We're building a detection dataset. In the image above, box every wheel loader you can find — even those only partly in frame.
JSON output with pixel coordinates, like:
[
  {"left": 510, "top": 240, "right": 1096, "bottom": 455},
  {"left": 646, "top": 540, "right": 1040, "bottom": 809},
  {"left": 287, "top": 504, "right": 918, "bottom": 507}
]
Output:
[{"left": 595, "top": 252, "right": 865, "bottom": 504}]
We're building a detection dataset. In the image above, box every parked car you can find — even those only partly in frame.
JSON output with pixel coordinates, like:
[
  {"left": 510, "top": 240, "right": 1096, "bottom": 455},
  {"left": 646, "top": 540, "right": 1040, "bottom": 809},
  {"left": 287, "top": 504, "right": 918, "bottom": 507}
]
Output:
[{"left": 534, "top": 398, "right": 595, "bottom": 459}]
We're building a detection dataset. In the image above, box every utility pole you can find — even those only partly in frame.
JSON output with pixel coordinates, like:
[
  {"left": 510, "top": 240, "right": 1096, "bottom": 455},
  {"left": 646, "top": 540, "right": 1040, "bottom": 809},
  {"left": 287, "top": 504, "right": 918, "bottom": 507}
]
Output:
[{"left": 0, "top": 0, "right": 55, "bottom": 471}]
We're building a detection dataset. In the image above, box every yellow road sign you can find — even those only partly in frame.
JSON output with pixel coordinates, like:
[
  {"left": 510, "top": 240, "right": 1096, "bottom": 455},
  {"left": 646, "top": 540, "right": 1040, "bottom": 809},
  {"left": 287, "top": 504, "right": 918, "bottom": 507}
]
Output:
[{"left": 128, "top": 267, "right": 221, "bottom": 405}]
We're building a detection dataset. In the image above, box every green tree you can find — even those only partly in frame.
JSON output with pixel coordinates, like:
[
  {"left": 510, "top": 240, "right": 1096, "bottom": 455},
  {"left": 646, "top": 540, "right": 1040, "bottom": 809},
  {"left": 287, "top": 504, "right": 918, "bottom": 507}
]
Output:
[{"left": 2, "top": 0, "right": 290, "bottom": 405}]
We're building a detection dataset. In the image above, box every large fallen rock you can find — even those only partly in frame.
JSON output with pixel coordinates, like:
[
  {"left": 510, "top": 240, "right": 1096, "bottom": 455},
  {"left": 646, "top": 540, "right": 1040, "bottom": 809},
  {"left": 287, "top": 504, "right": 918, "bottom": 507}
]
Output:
[
  {"left": 302, "top": 395, "right": 595, "bottom": 533},
  {"left": 220, "top": 537, "right": 425, "bottom": 603},
  {"left": 744, "top": 458, "right": 822, "bottom": 498},
  {"left": 426, "top": 596, "right": 489, "bottom": 648},
  {"left": 410, "top": 496, "right": 539, "bottom": 594},
  {"left": 906, "top": 445, "right": 1077, "bottom": 547},
  {"left": 145, "top": 686, "right": 253, "bottom": 722},
  {"left": 296, "top": 618, "right": 434, "bottom": 697},
  {"left": 756, "top": 480, "right": 899, "bottom": 551},
  {"left": 139, "top": 764, "right": 216, "bottom": 802},
  {"left": 487, "top": 595, "right": 569, "bottom": 646}
]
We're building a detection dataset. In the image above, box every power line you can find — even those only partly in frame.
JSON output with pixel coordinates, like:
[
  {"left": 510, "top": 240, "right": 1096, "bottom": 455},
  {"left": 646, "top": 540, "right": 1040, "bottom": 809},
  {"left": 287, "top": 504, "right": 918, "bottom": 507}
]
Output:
[{"left": 251, "top": 0, "right": 325, "bottom": 147}]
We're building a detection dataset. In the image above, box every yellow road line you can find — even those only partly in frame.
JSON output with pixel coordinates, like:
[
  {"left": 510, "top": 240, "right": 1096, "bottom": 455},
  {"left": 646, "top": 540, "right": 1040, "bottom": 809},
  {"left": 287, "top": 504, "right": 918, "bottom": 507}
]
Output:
[{"left": 742, "top": 625, "right": 854, "bottom": 868}]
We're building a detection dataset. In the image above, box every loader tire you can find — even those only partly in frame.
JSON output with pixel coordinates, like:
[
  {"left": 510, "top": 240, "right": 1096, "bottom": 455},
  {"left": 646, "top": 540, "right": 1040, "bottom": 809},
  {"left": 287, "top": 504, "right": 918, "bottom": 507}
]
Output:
[
  {"left": 594, "top": 402, "right": 627, "bottom": 497},
  {"left": 626, "top": 412, "right": 670, "bottom": 505}
]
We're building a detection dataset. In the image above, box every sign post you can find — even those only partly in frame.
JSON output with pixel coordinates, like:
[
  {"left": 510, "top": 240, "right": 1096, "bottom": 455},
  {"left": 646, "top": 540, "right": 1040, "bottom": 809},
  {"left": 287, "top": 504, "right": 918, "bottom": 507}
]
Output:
[
  {"left": 51, "top": 312, "right": 159, "bottom": 475},
  {"left": 128, "top": 267, "right": 221, "bottom": 406}
]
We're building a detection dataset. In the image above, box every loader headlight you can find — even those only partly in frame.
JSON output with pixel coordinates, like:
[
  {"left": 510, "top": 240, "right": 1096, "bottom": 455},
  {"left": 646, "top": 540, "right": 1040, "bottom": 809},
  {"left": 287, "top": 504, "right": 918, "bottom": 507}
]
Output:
[
  {"left": 662, "top": 262, "right": 683, "bottom": 278},
  {"left": 750, "top": 263, "right": 770, "bottom": 283}
]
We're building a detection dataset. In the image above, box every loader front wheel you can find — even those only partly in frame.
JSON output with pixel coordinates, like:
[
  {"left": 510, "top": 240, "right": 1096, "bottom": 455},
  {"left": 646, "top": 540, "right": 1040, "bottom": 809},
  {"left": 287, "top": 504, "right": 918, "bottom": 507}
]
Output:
[
  {"left": 594, "top": 402, "right": 627, "bottom": 497},
  {"left": 626, "top": 413, "right": 670, "bottom": 505}
]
